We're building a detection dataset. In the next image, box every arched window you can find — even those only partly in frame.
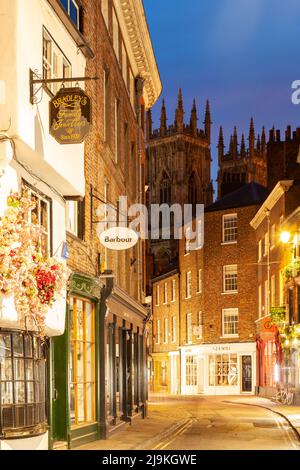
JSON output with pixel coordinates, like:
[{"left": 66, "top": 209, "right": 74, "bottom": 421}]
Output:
[
  {"left": 160, "top": 173, "right": 171, "bottom": 204},
  {"left": 188, "top": 173, "right": 198, "bottom": 206}
]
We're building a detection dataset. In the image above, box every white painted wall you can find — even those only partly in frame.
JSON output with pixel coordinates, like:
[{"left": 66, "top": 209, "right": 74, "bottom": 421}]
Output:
[{"left": 0, "top": 0, "right": 86, "bottom": 196}]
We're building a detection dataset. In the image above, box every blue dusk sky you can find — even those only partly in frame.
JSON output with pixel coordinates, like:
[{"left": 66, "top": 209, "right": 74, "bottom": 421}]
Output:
[{"left": 143, "top": 0, "right": 300, "bottom": 191}]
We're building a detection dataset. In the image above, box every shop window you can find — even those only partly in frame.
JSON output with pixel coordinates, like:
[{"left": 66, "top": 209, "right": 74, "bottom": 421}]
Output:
[
  {"left": 209, "top": 354, "right": 238, "bottom": 386},
  {"left": 23, "top": 182, "right": 52, "bottom": 256},
  {"left": 223, "top": 265, "right": 237, "bottom": 293},
  {"left": 43, "top": 28, "right": 71, "bottom": 95},
  {"left": 70, "top": 296, "right": 96, "bottom": 426},
  {"left": 222, "top": 214, "right": 237, "bottom": 243},
  {"left": 185, "top": 355, "right": 197, "bottom": 386},
  {"left": 0, "top": 331, "right": 47, "bottom": 437},
  {"left": 222, "top": 308, "right": 238, "bottom": 337}
]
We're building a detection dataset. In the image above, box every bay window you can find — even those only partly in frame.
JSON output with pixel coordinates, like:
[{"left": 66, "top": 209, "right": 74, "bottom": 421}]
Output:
[{"left": 0, "top": 331, "right": 47, "bottom": 437}]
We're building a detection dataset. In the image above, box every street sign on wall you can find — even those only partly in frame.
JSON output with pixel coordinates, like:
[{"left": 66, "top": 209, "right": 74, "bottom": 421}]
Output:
[{"left": 49, "top": 87, "right": 91, "bottom": 144}]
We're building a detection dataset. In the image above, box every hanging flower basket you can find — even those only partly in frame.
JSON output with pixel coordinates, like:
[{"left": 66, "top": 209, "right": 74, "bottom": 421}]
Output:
[{"left": 0, "top": 192, "right": 70, "bottom": 336}]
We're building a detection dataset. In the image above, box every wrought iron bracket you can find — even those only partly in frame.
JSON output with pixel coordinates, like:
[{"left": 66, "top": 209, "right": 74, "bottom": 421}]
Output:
[{"left": 29, "top": 69, "right": 99, "bottom": 105}]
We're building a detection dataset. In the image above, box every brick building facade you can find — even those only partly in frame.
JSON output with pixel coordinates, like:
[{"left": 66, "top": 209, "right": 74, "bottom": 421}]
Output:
[
  {"left": 50, "top": 0, "right": 161, "bottom": 448},
  {"left": 150, "top": 183, "right": 268, "bottom": 396},
  {"left": 250, "top": 180, "right": 300, "bottom": 401},
  {"left": 151, "top": 270, "right": 180, "bottom": 394}
]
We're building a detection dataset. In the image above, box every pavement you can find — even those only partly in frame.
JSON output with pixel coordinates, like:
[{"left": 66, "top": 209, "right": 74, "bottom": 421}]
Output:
[{"left": 76, "top": 395, "right": 300, "bottom": 450}]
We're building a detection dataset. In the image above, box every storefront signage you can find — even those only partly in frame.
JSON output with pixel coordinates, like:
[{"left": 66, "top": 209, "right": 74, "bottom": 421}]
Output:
[
  {"left": 261, "top": 317, "right": 277, "bottom": 333},
  {"left": 49, "top": 87, "right": 91, "bottom": 144},
  {"left": 99, "top": 227, "right": 139, "bottom": 251}
]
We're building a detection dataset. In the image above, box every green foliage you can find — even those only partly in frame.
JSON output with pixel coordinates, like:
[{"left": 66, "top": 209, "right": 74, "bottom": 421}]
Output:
[{"left": 270, "top": 306, "right": 286, "bottom": 325}]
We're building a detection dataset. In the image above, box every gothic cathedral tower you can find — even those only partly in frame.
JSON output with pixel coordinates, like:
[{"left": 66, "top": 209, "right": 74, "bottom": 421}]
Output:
[
  {"left": 217, "top": 118, "right": 267, "bottom": 199},
  {"left": 146, "top": 89, "right": 213, "bottom": 279}
]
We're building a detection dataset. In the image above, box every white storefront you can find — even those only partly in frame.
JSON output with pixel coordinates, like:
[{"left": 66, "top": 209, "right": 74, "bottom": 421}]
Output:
[{"left": 180, "top": 342, "right": 256, "bottom": 396}]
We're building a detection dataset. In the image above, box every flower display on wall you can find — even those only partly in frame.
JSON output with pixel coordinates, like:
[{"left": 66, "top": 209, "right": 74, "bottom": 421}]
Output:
[{"left": 0, "top": 191, "right": 69, "bottom": 335}]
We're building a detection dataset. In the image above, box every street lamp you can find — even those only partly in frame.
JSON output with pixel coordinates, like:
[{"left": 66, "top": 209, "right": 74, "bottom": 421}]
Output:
[{"left": 280, "top": 231, "right": 291, "bottom": 244}]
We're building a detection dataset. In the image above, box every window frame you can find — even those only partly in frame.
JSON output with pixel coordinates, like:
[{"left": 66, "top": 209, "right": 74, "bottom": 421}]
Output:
[
  {"left": 163, "top": 282, "right": 168, "bottom": 305},
  {"left": 163, "top": 318, "right": 169, "bottom": 344},
  {"left": 171, "top": 279, "right": 176, "bottom": 303},
  {"left": 171, "top": 316, "right": 176, "bottom": 343},
  {"left": 186, "top": 313, "right": 193, "bottom": 344},
  {"left": 60, "top": 0, "right": 81, "bottom": 30},
  {"left": 222, "top": 308, "right": 239, "bottom": 338},
  {"left": 222, "top": 213, "right": 238, "bottom": 244},
  {"left": 155, "top": 285, "right": 160, "bottom": 307},
  {"left": 186, "top": 271, "right": 192, "bottom": 299},
  {"left": 223, "top": 265, "right": 238, "bottom": 294},
  {"left": 197, "top": 269, "right": 202, "bottom": 294}
]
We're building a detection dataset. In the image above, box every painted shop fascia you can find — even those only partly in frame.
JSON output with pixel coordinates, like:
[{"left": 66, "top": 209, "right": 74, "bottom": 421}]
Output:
[
  {"left": 0, "top": 0, "right": 88, "bottom": 450},
  {"left": 51, "top": 271, "right": 149, "bottom": 449}
]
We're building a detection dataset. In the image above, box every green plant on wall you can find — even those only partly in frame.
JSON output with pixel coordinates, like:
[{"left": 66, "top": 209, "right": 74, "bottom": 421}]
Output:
[
  {"left": 284, "top": 260, "right": 300, "bottom": 281},
  {"left": 270, "top": 306, "right": 286, "bottom": 329}
]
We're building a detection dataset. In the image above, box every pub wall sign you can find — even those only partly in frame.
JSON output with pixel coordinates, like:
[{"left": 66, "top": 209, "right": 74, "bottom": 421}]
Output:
[{"left": 49, "top": 86, "right": 92, "bottom": 144}]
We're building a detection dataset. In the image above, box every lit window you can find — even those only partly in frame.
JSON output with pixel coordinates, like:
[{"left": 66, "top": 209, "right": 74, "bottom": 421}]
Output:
[
  {"left": 0, "top": 331, "right": 47, "bottom": 436},
  {"left": 264, "top": 279, "right": 269, "bottom": 315},
  {"left": 271, "top": 274, "right": 276, "bottom": 307},
  {"left": 171, "top": 316, "right": 176, "bottom": 342},
  {"left": 197, "top": 312, "right": 203, "bottom": 339},
  {"left": 155, "top": 285, "right": 160, "bottom": 306},
  {"left": 60, "top": 0, "right": 80, "bottom": 29},
  {"left": 186, "top": 313, "right": 193, "bottom": 344},
  {"left": 223, "top": 265, "right": 238, "bottom": 293},
  {"left": 156, "top": 320, "right": 161, "bottom": 344},
  {"left": 186, "top": 355, "right": 197, "bottom": 386},
  {"left": 263, "top": 232, "right": 269, "bottom": 257},
  {"left": 163, "top": 283, "right": 168, "bottom": 304},
  {"left": 171, "top": 279, "right": 176, "bottom": 302},
  {"left": 209, "top": 354, "right": 238, "bottom": 386},
  {"left": 223, "top": 214, "right": 237, "bottom": 243},
  {"left": 271, "top": 224, "right": 276, "bottom": 249},
  {"left": 186, "top": 271, "right": 192, "bottom": 299},
  {"left": 222, "top": 308, "right": 239, "bottom": 337},
  {"left": 197, "top": 269, "right": 202, "bottom": 293},
  {"left": 164, "top": 318, "right": 168, "bottom": 344},
  {"left": 70, "top": 297, "right": 96, "bottom": 425}
]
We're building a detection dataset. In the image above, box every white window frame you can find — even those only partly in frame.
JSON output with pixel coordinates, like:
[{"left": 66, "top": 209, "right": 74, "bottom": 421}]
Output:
[
  {"left": 197, "top": 269, "right": 202, "bottom": 294},
  {"left": 171, "top": 279, "right": 176, "bottom": 302},
  {"left": 164, "top": 318, "right": 168, "bottom": 344},
  {"left": 186, "top": 271, "right": 192, "bottom": 299},
  {"left": 186, "top": 313, "right": 193, "bottom": 344},
  {"left": 222, "top": 213, "right": 237, "bottom": 244},
  {"left": 25, "top": 185, "right": 51, "bottom": 256},
  {"left": 163, "top": 282, "right": 168, "bottom": 305},
  {"left": 171, "top": 316, "right": 176, "bottom": 343},
  {"left": 222, "top": 308, "right": 239, "bottom": 338},
  {"left": 43, "top": 29, "right": 71, "bottom": 96},
  {"left": 66, "top": 200, "right": 79, "bottom": 236},
  {"left": 223, "top": 265, "right": 238, "bottom": 294}
]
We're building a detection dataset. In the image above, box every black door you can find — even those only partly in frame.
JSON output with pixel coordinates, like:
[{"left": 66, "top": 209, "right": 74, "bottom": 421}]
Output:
[{"left": 241, "top": 355, "right": 252, "bottom": 392}]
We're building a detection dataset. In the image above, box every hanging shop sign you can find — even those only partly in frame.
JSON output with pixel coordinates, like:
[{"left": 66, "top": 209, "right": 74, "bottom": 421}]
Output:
[
  {"left": 99, "top": 227, "right": 139, "bottom": 251},
  {"left": 49, "top": 86, "right": 92, "bottom": 144}
]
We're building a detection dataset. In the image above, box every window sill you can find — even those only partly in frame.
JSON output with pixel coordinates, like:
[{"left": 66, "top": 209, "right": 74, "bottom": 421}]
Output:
[
  {"left": 221, "top": 291, "right": 238, "bottom": 295},
  {"left": 220, "top": 335, "right": 239, "bottom": 339},
  {"left": 185, "top": 296, "right": 192, "bottom": 300},
  {"left": 221, "top": 241, "right": 237, "bottom": 246},
  {"left": 184, "top": 252, "right": 191, "bottom": 256}
]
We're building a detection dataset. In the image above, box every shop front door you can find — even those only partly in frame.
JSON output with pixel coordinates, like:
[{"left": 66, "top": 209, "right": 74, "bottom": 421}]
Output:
[
  {"left": 241, "top": 355, "right": 252, "bottom": 393},
  {"left": 185, "top": 354, "right": 198, "bottom": 395}
]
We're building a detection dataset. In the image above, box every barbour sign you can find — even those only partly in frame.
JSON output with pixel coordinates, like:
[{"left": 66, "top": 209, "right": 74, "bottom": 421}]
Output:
[{"left": 49, "top": 87, "right": 91, "bottom": 144}]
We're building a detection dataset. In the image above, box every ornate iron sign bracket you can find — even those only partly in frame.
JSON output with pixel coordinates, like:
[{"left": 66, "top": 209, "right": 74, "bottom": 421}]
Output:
[{"left": 29, "top": 69, "right": 99, "bottom": 105}]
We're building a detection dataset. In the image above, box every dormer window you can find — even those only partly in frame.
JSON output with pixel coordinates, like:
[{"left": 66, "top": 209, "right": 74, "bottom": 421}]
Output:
[{"left": 60, "top": 0, "right": 81, "bottom": 30}]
